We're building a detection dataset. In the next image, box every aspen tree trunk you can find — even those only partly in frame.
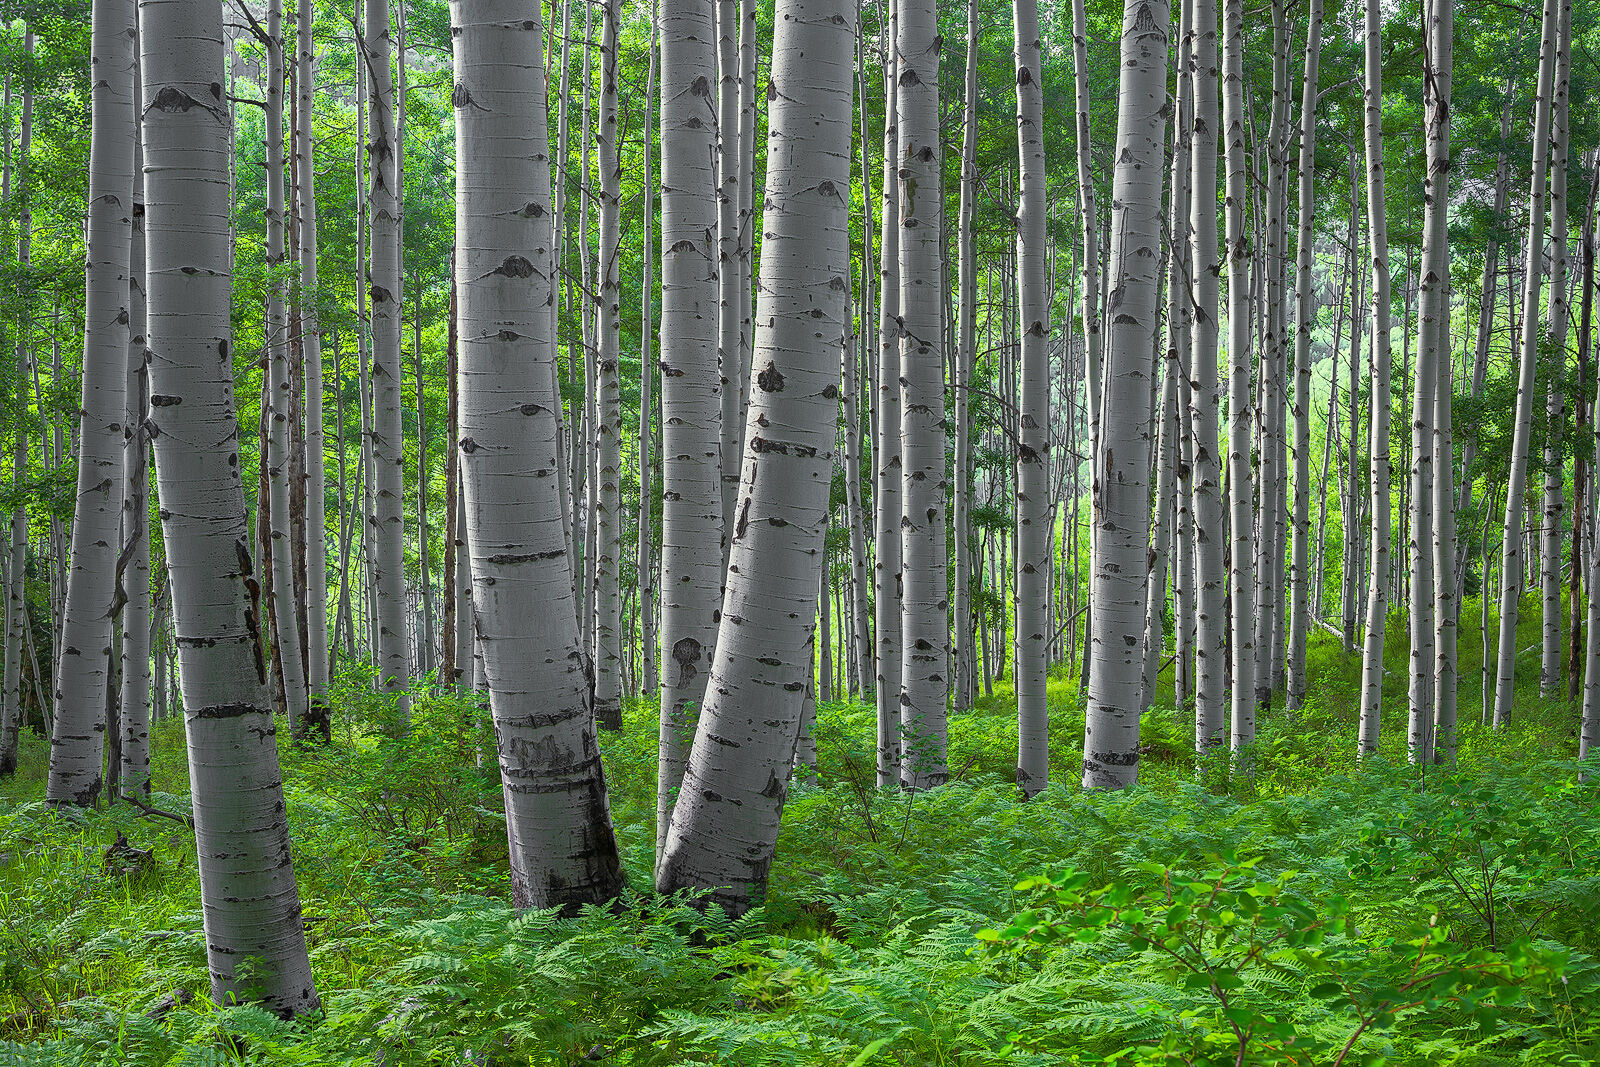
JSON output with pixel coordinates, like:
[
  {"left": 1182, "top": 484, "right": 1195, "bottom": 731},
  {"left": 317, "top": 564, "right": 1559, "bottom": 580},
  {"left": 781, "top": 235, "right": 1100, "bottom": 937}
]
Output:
[
  {"left": 1581, "top": 183, "right": 1600, "bottom": 765},
  {"left": 896, "top": 0, "right": 949, "bottom": 791},
  {"left": 1285, "top": 0, "right": 1322, "bottom": 711},
  {"left": 47, "top": 0, "right": 135, "bottom": 806},
  {"left": 657, "top": 0, "right": 723, "bottom": 856},
  {"left": 736, "top": 0, "right": 756, "bottom": 395},
  {"left": 1342, "top": 150, "right": 1363, "bottom": 648},
  {"left": 1494, "top": 0, "right": 1560, "bottom": 727},
  {"left": 1356, "top": 0, "right": 1393, "bottom": 755},
  {"left": 1250, "top": 3, "right": 1288, "bottom": 712},
  {"left": 1219, "top": 0, "right": 1254, "bottom": 758},
  {"left": 819, "top": 550, "right": 833, "bottom": 702},
  {"left": 366, "top": 0, "right": 410, "bottom": 710},
  {"left": 842, "top": 317, "right": 871, "bottom": 698},
  {"left": 1538, "top": 0, "right": 1571, "bottom": 698},
  {"left": 1407, "top": 167, "right": 1441, "bottom": 756},
  {"left": 450, "top": 0, "right": 624, "bottom": 909},
  {"left": 120, "top": 68, "right": 152, "bottom": 795},
  {"left": 1423, "top": 0, "right": 1456, "bottom": 763},
  {"left": 1569, "top": 171, "right": 1596, "bottom": 704},
  {"left": 264, "top": 0, "right": 312, "bottom": 730},
  {"left": 638, "top": 2, "right": 658, "bottom": 698},
  {"left": 1080, "top": 0, "right": 1169, "bottom": 790},
  {"left": 1, "top": 33, "right": 32, "bottom": 778},
  {"left": 952, "top": 0, "right": 977, "bottom": 717},
  {"left": 140, "top": 0, "right": 318, "bottom": 1011},
  {"left": 591, "top": 0, "right": 623, "bottom": 731},
  {"left": 1070, "top": 0, "right": 1101, "bottom": 493},
  {"left": 1144, "top": 0, "right": 1192, "bottom": 712},
  {"left": 1012, "top": 0, "right": 1048, "bottom": 796},
  {"left": 441, "top": 262, "right": 463, "bottom": 688},
  {"left": 1187, "top": 0, "right": 1225, "bottom": 755},
  {"left": 873, "top": 1, "right": 903, "bottom": 787},
  {"left": 656, "top": 0, "right": 853, "bottom": 909},
  {"left": 296, "top": 0, "right": 329, "bottom": 730},
  {"left": 715, "top": 0, "right": 741, "bottom": 548}
]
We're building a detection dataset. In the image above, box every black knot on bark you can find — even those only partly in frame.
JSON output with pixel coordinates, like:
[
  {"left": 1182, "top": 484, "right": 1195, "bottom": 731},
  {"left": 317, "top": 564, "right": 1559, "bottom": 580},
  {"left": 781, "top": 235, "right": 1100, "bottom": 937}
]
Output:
[
  {"left": 690, "top": 75, "right": 711, "bottom": 97},
  {"left": 756, "top": 363, "right": 785, "bottom": 392},
  {"left": 459, "top": 437, "right": 479, "bottom": 454},
  {"left": 492, "top": 255, "right": 538, "bottom": 278}
]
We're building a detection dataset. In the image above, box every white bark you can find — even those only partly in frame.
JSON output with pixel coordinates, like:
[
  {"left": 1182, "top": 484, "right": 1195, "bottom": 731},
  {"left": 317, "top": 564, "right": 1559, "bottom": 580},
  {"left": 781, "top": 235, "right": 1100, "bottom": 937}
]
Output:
[
  {"left": 1, "top": 32, "right": 32, "bottom": 779},
  {"left": 593, "top": 0, "right": 623, "bottom": 729},
  {"left": 1220, "top": 0, "right": 1254, "bottom": 758},
  {"left": 1013, "top": 0, "right": 1048, "bottom": 796},
  {"left": 140, "top": 0, "right": 318, "bottom": 1012},
  {"left": 450, "top": 0, "right": 625, "bottom": 909},
  {"left": 1187, "top": 0, "right": 1225, "bottom": 755},
  {"left": 873, "top": 0, "right": 902, "bottom": 787},
  {"left": 656, "top": 0, "right": 853, "bottom": 910},
  {"left": 1357, "top": 0, "right": 1392, "bottom": 755},
  {"left": 1285, "top": 0, "right": 1322, "bottom": 712},
  {"left": 1081, "top": 0, "right": 1169, "bottom": 790},
  {"left": 47, "top": 0, "right": 135, "bottom": 806},
  {"left": 1539, "top": 0, "right": 1571, "bottom": 698},
  {"left": 952, "top": 0, "right": 977, "bottom": 717},
  {"left": 896, "top": 0, "right": 949, "bottom": 791},
  {"left": 1493, "top": 0, "right": 1560, "bottom": 727},
  {"left": 120, "top": 58, "right": 152, "bottom": 795},
  {"left": 297, "top": 0, "right": 329, "bottom": 729},
  {"left": 657, "top": 0, "right": 723, "bottom": 856},
  {"left": 365, "top": 0, "right": 410, "bottom": 710}
]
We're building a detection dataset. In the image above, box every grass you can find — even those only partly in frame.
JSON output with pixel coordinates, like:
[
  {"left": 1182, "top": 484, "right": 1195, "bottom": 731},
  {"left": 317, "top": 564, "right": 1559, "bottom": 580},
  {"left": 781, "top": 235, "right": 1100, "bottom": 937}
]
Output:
[{"left": 0, "top": 593, "right": 1596, "bottom": 1065}]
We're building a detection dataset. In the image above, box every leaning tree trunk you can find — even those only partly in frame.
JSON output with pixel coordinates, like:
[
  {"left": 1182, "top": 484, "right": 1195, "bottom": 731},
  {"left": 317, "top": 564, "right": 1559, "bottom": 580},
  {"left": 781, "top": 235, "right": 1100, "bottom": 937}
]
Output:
[
  {"left": 1080, "top": 0, "right": 1170, "bottom": 790},
  {"left": 365, "top": 0, "right": 410, "bottom": 711},
  {"left": 1012, "top": 0, "right": 1048, "bottom": 797},
  {"left": 592, "top": 0, "right": 624, "bottom": 730},
  {"left": 1356, "top": 0, "right": 1393, "bottom": 756},
  {"left": 1538, "top": 0, "right": 1571, "bottom": 699},
  {"left": 655, "top": 0, "right": 853, "bottom": 911},
  {"left": 1187, "top": 0, "right": 1225, "bottom": 757},
  {"left": 896, "top": 0, "right": 949, "bottom": 791},
  {"left": 297, "top": 0, "right": 330, "bottom": 734},
  {"left": 1285, "top": 0, "right": 1322, "bottom": 712},
  {"left": 1423, "top": 0, "right": 1456, "bottom": 764},
  {"left": 450, "top": 0, "right": 625, "bottom": 910},
  {"left": 140, "top": 0, "right": 318, "bottom": 1012},
  {"left": 656, "top": 0, "right": 723, "bottom": 858},
  {"left": 873, "top": 0, "right": 902, "bottom": 788},
  {"left": 47, "top": 0, "right": 135, "bottom": 807},
  {"left": 1493, "top": 0, "right": 1560, "bottom": 727},
  {"left": 1220, "top": 0, "right": 1255, "bottom": 760}
]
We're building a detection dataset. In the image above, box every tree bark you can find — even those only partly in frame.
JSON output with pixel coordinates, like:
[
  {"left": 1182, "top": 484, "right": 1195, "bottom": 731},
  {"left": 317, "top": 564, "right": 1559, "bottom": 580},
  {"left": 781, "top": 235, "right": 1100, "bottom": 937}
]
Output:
[
  {"left": 656, "top": 0, "right": 853, "bottom": 909},
  {"left": 592, "top": 0, "right": 624, "bottom": 730},
  {"left": 952, "top": 0, "right": 977, "bottom": 717},
  {"left": 450, "top": 0, "right": 625, "bottom": 909},
  {"left": 656, "top": 0, "right": 723, "bottom": 858},
  {"left": 1012, "top": 0, "right": 1048, "bottom": 795},
  {"left": 365, "top": 0, "right": 411, "bottom": 711},
  {"left": 47, "top": 0, "right": 135, "bottom": 806},
  {"left": 896, "top": 0, "right": 949, "bottom": 791},
  {"left": 1080, "top": 0, "right": 1169, "bottom": 790},
  {"left": 1493, "top": 0, "right": 1560, "bottom": 727},
  {"left": 140, "top": 0, "right": 319, "bottom": 1012},
  {"left": 1, "top": 32, "right": 32, "bottom": 778},
  {"left": 1357, "top": 0, "right": 1394, "bottom": 756}
]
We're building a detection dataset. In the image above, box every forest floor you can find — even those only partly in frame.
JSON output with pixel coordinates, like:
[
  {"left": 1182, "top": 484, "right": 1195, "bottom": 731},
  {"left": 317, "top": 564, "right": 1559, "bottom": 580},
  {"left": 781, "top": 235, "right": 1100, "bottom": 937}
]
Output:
[{"left": 2, "top": 598, "right": 1598, "bottom": 1065}]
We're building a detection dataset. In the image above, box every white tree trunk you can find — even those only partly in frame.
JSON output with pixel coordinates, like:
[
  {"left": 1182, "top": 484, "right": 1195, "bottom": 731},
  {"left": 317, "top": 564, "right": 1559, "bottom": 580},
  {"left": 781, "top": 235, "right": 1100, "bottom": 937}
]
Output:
[
  {"left": 1220, "top": 0, "right": 1255, "bottom": 760},
  {"left": 450, "top": 0, "right": 625, "bottom": 909},
  {"left": 593, "top": 0, "right": 624, "bottom": 729},
  {"left": 1493, "top": 0, "right": 1560, "bottom": 726},
  {"left": 1285, "top": 0, "right": 1322, "bottom": 712},
  {"left": 140, "top": 0, "right": 318, "bottom": 1012},
  {"left": 656, "top": 0, "right": 853, "bottom": 909},
  {"left": 120, "top": 63, "right": 152, "bottom": 795},
  {"left": 1187, "top": 0, "right": 1225, "bottom": 756},
  {"left": 47, "top": 0, "right": 134, "bottom": 806},
  {"left": 297, "top": 0, "right": 329, "bottom": 731},
  {"left": 1357, "top": 0, "right": 1393, "bottom": 755},
  {"left": 715, "top": 0, "right": 742, "bottom": 550},
  {"left": 1081, "top": 0, "right": 1169, "bottom": 790},
  {"left": 1012, "top": 0, "right": 1048, "bottom": 796},
  {"left": 365, "top": 0, "right": 410, "bottom": 711},
  {"left": 1539, "top": 0, "right": 1572, "bottom": 698},
  {"left": 873, "top": 0, "right": 902, "bottom": 787},
  {"left": 1, "top": 32, "right": 32, "bottom": 779},
  {"left": 656, "top": 0, "right": 723, "bottom": 857},
  {"left": 896, "top": 0, "right": 949, "bottom": 791},
  {"left": 952, "top": 0, "right": 977, "bottom": 716}
]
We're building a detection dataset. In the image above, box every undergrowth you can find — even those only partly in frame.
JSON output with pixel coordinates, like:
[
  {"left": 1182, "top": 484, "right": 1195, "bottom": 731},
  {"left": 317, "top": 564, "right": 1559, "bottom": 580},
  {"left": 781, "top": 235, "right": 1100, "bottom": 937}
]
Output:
[{"left": 1, "top": 603, "right": 1598, "bottom": 1065}]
